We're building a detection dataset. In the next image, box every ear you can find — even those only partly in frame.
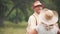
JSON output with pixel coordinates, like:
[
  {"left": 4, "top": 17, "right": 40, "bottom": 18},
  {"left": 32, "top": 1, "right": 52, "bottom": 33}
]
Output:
[{"left": 32, "top": 6, "right": 34, "bottom": 9}]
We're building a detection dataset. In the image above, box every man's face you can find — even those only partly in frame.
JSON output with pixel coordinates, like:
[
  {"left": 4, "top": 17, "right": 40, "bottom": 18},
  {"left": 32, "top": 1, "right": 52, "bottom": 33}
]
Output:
[{"left": 34, "top": 5, "right": 43, "bottom": 14}]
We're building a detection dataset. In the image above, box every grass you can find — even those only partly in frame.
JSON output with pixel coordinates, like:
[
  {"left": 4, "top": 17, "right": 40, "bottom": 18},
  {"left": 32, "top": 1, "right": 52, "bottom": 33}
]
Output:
[
  {"left": 0, "top": 20, "right": 60, "bottom": 34},
  {"left": 0, "top": 21, "right": 28, "bottom": 34}
]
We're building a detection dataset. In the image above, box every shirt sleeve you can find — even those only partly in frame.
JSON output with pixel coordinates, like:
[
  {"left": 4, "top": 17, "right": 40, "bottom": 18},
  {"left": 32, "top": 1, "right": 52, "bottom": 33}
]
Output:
[{"left": 28, "top": 15, "right": 36, "bottom": 30}]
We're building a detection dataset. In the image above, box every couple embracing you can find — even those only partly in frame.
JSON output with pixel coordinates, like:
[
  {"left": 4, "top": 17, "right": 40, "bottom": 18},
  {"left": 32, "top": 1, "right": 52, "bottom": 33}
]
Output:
[{"left": 26, "top": 1, "right": 60, "bottom": 34}]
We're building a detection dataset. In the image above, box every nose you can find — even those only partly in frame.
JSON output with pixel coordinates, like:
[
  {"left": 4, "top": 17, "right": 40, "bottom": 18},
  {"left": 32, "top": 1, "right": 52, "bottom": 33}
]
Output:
[{"left": 39, "top": 7, "right": 42, "bottom": 10}]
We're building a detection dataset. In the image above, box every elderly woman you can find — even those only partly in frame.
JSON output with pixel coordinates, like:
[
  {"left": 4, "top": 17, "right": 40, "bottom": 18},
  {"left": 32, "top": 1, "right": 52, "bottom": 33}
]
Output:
[{"left": 31, "top": 9, "right": 60, "bottom": 34}]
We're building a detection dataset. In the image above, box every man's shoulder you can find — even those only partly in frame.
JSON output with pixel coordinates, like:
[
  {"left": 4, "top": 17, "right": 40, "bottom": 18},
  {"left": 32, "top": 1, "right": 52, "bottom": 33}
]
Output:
[
  {"left": 29, "top": 14, "right": 36, "bottom": 20},
  {"left": 29, "top": 15, "right": 34, "bottom": 18}
]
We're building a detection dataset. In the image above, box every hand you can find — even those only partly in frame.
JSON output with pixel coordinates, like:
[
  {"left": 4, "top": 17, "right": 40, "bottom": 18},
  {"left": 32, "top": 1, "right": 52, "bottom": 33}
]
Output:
[
  {"left": 31, "top": 29, "right": 38, "bottom": 34},
  {"left": 57, "top": 29, "right": 60, "bottom": 34}
]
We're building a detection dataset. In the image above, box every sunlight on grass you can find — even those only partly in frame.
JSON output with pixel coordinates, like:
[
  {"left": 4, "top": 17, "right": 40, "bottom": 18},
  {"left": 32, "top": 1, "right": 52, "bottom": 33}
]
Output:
[
  {"left": 0, "top": 21, "right": 27, "bottom": 34},
  {"left": 4, "top": 27, "right": 26, "bottom": 34}
]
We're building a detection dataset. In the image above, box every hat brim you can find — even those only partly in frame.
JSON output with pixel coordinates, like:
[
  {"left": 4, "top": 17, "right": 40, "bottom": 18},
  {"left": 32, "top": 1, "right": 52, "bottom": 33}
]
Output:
[
  {"left": 39, "top": 11, "right": 58, "bottom": 25},
  {"left": 32, "top": 5, "right": 44, "bottom": 9}
]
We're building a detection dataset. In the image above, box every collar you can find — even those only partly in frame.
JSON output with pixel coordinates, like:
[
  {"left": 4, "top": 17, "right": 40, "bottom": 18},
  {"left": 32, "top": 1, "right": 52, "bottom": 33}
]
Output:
[{"left": 33, "top": 12, "right": 39, "bottom": 17}]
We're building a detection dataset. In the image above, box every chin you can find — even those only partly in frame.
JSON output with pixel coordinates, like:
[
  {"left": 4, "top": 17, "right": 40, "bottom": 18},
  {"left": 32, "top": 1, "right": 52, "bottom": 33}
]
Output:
[{"left": 38, "top": 12, "right": 40, "bottom": 14}]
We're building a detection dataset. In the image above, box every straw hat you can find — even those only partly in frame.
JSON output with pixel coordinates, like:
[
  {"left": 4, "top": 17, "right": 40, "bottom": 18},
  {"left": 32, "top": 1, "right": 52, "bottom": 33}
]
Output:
[{"left": 40, "top": 9, "right": 58, "bottom": 25}]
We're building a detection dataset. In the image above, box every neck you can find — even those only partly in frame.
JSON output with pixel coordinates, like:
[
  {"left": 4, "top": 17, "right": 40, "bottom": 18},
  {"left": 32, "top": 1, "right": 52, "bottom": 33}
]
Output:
[{"left": 34, "top": 12, "right": 39, "bottom": 15}]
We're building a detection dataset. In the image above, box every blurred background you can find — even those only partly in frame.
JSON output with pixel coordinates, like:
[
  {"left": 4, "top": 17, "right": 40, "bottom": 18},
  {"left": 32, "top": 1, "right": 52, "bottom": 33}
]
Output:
[{"left": 0, "top": 0, "right": 60, "bottom": 34}]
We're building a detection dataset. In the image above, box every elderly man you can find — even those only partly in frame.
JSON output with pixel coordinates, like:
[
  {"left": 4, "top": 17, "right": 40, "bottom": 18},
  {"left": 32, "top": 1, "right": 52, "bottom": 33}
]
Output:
[{"left": 26, "top": 1, "right": 44, "bottom": 34}]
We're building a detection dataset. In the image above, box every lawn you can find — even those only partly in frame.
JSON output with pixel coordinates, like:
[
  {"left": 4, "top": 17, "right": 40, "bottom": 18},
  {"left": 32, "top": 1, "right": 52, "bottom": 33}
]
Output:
[
  {"left": 0, "top": 21, "right": 28, "bottom": 34},
  {"left": 0, "top": 20, "right": 60, "bottom": 34}
]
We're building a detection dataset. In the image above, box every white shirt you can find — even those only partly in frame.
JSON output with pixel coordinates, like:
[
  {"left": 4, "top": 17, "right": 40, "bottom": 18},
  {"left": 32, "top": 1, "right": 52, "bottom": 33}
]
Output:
[
  {"left": 35, "top": 9, "right": 59, "bottom": 34},
  {"left": 26, "top": 12, "right": 41, "bottom": 31},
  {"left": 36, "top": 24, "right": 59, "bottom": 34}
]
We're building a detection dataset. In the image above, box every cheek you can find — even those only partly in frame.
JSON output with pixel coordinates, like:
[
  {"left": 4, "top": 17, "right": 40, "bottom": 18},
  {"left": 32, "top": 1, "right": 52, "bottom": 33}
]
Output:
[
  {"left": 40, "top": 7, "right": 43, "bottom": 10},
  {"left": 34, "top": 8, "right": 38, "bottom": 11},
  {"left": 35, "top": 8, "right": 40, "bottom": 11}
]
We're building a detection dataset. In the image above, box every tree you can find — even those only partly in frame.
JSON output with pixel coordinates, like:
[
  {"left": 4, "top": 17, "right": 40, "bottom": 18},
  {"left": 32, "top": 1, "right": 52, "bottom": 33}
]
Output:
[
  {"left": 0, "top": 0, "right": 8, "bottom": 26},
  {"left": 7, "top": 0, "right": 35, "bottom": 22},
  {"left": 52, "top": 0, "right": 60, "bottom": 28}
]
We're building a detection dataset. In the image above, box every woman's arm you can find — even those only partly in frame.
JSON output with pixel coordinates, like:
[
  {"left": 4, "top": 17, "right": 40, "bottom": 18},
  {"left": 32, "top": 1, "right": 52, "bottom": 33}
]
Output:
[
  {"left": 31, "top": 29, "right": 38, "bottom": 34},
  {"left": 57, "top": 29, "right": 60, "bottom": 34}
]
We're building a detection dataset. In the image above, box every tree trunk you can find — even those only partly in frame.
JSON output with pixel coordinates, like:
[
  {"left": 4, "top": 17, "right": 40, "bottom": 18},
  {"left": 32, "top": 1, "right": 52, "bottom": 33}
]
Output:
[
  {"left": 0, "top": 17, "right": 4, "bottom": 27},
  {"left": 15, "top": 8, "right": 18, "bottom": 24}
]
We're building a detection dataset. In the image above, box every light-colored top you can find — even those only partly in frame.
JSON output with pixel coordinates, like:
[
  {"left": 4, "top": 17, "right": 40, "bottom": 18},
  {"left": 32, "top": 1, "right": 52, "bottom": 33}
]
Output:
[
  {"left": 36, "top": 24, "right": 59, "bottom": 34},
  {"left": 26, "top": 12, "right": 41, "bottom": 31},
  {"left": 35, "top": 9, "right": 59, "bottom": 34}
]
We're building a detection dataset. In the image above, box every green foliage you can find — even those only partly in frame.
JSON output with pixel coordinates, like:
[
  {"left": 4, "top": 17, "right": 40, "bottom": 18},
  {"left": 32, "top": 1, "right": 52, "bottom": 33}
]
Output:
[
  {"left": 41, "top": 0, "right": 57, "bottom": 10},
  {"left": 8, "top": 9, "right": 16, "bottom": 21},
  {"left": 0, "top": 0, "right": 8, "bottom": 17},
  {"left": 53, "top": 0, "right": 60, "bottom": 17},
  {"left": 0, "top": 0, "right": 60, "bottom": 22},
  {"left": 6, "top": 0, "right": 34, "bottom": 22}
]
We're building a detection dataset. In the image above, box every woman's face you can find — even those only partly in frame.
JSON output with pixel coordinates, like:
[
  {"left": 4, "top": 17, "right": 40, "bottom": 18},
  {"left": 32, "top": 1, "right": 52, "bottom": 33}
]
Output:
[{"left": 34, "top": 5, "right": 43, "bottom": 14}]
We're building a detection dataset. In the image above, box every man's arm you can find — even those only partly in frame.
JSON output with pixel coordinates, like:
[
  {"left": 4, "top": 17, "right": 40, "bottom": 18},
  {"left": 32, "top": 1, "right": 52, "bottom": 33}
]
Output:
[
  {"left": 27, "top": 16, "right": 37, "bottom": 29},
  {"left": 26, "top": 16, "right": 37, "bottom": 34}
]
